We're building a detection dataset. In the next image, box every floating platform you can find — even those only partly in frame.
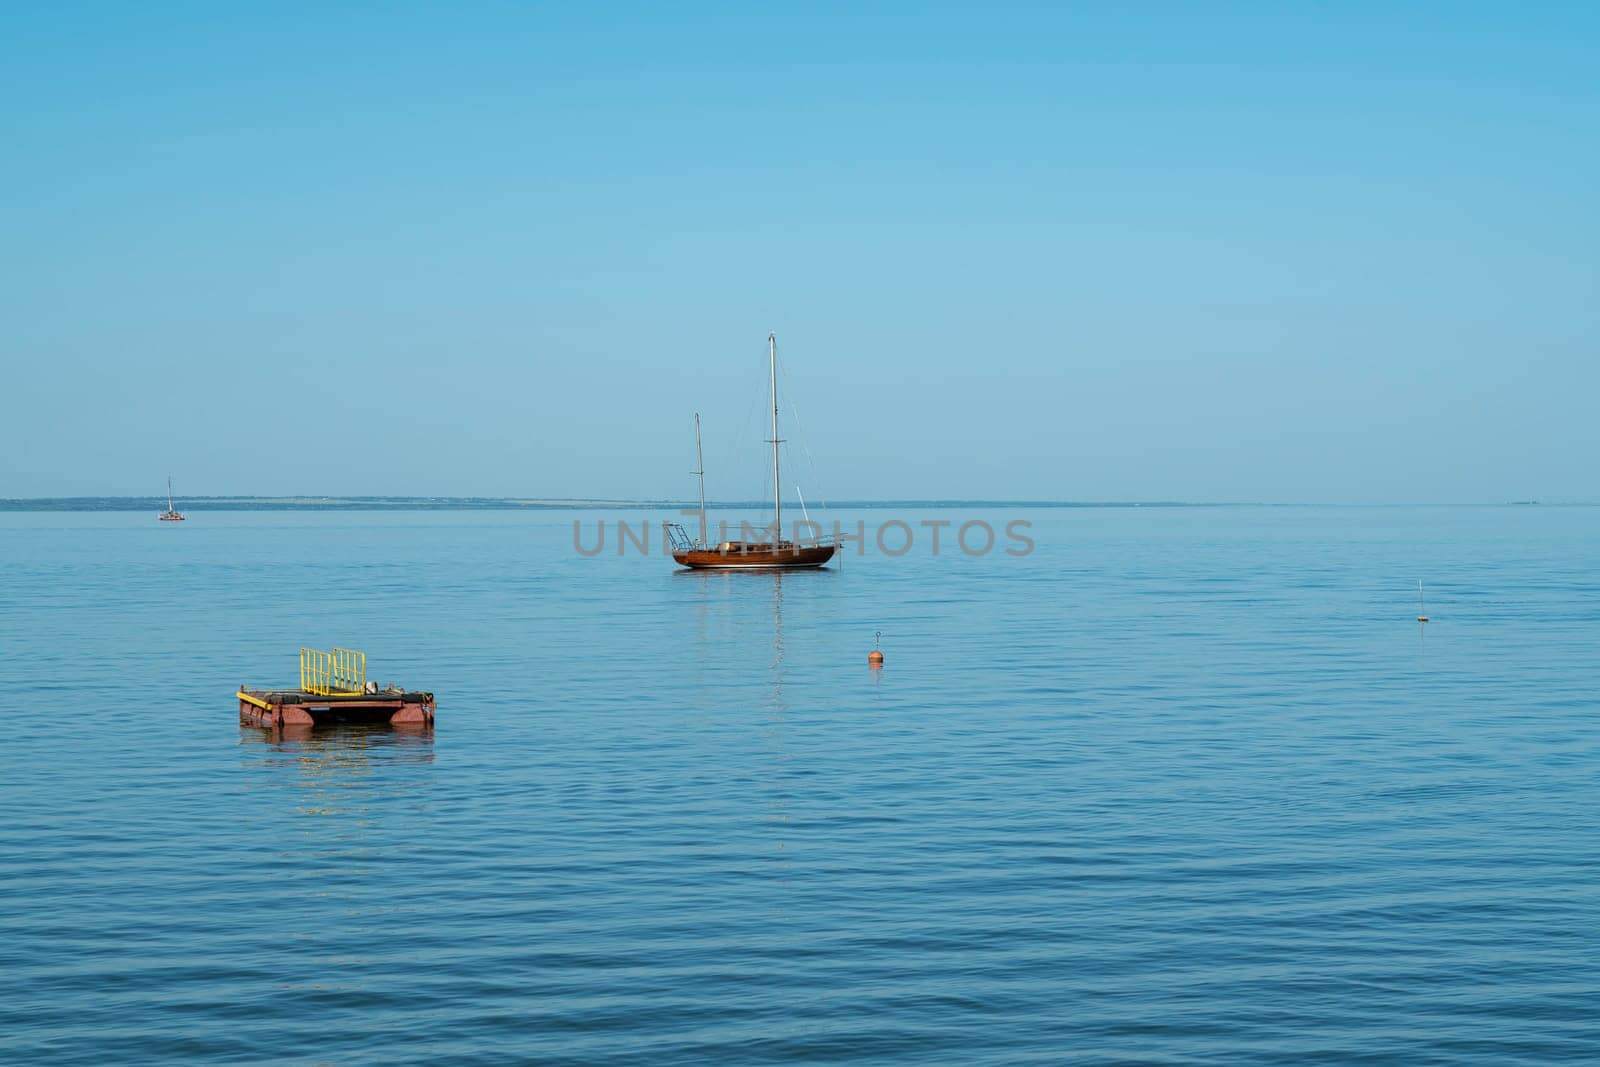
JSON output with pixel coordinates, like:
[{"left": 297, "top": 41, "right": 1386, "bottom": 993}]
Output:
[
  {"left": 238, "top": 647, "right": 434, "bottom": 729},
  {"left": 238, "top": 687, "right": 435, "bottom": 729}
]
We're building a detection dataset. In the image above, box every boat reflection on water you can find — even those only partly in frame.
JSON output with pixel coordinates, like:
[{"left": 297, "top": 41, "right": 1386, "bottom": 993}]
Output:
[
  {"left": 681, "top": 565, "right": 793, "bottom": 712},
  {"left": 238, "top": 722, "right": 434, "bottom": 817}
]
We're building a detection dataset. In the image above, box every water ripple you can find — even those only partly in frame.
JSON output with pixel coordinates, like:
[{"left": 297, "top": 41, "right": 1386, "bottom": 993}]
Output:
[{"left": 1, "top": 507, "right": 1598, "bottom": 1063}]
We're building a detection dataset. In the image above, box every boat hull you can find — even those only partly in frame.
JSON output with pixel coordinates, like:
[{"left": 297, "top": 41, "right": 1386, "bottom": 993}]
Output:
[{"left": 673, "top": 543, "right": 835, "bottom": 570}]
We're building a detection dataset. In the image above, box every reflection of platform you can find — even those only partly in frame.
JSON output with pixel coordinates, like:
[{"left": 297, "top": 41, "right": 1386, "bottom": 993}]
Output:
[{"left": 238, "top": 687, "right": 435, "bottom": 729}]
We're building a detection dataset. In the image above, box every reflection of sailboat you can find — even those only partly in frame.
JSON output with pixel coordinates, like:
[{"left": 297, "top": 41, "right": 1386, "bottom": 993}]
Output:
[
  {"left": 158, "top": 477, "right": 185, "bottom": 521},
  {"left": 769, "top": 571, "right": 785, "bottom": 703},
  {"left": 668, "top": 335, "right": 835, "bottom": 570}
]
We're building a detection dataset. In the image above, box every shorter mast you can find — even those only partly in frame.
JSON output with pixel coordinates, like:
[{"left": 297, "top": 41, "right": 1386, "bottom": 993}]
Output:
[{"left": 693, "top": 413, "right": 708, "bottom": 547}]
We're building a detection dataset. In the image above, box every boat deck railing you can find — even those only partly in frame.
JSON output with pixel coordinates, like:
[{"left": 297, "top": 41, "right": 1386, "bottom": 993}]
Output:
[{"left": 665, "top": 522, "right": 840, "bottom": 554}]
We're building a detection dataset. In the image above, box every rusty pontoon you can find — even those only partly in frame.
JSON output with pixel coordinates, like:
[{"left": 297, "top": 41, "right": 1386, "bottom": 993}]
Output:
[{"left": 238, "top": 648, "right": 434, "bottom": 729}]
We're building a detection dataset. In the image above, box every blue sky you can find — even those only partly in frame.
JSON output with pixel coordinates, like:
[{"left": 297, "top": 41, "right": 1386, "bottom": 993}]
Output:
[{"left": 2, "top": 2, "right": 1596, "bottom": 502}]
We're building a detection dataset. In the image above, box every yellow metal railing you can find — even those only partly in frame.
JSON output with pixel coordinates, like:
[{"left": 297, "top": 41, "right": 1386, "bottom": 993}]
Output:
[{"left": 299, "top": 647, "right": 366, "bottom": 696}]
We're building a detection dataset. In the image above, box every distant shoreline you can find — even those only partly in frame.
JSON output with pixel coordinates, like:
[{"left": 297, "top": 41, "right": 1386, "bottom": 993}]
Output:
[
  {"left": 2, "top": 496, "right": 1249, "bottom": 512},
  {"left": 0, "top": 497, "right": 1584, "bottom": 512}
]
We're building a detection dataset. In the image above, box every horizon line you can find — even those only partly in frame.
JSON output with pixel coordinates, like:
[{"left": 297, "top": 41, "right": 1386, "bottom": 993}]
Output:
[{"left": 0, "top": 495, "right": 1585, "bottom": 512}]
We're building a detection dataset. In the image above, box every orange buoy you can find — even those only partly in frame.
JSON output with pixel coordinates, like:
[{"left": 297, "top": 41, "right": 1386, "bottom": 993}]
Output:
[{"left": 868, "top": 631, "right": 884, "bottom": 668}]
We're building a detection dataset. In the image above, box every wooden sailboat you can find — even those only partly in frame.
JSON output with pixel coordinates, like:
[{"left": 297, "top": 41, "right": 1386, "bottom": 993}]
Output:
[
  {"left": 668, "top": 335, "right": 836, "bottom": 570},
  {"left": 158, "top": 477, "right": 185, "bottom": 522}
]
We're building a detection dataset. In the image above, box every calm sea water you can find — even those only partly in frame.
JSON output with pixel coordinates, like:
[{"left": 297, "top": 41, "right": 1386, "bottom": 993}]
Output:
[{"left": 2, "top": 506, "right": 1597, "bottom": 1064}]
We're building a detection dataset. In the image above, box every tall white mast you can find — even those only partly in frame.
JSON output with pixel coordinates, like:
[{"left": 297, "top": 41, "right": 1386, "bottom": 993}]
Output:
[
  {"left": 167, "top": 477, "right": 174, "bottom": 513},
  {"left": 769, "top": 333, "right": 781, "bottom": 540},
  {"left": 693, "top": 413, "right": 708, "bottom": 546}
]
